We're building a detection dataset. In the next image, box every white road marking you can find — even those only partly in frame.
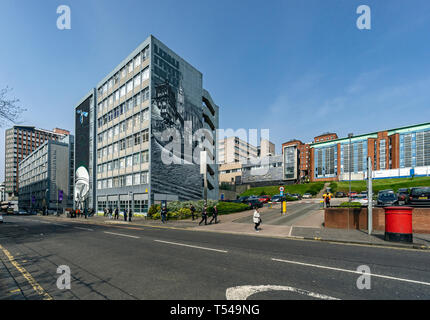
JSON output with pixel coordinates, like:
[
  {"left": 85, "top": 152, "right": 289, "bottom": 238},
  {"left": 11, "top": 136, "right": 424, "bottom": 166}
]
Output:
[
  {"left": 104, "top": 232, "right": 140, "bottom": 239},
  {"left": 74, "top": 227, "right": 94, "bottom": 231},
  {"left": 154, "top": 240, "right": 228, "bottom": 253},
  {"left": 226, "top": 285, "right": 339, "bottom": 300},
  {"left": 272, "top": 258, "right": 430, "bottom": 287}
]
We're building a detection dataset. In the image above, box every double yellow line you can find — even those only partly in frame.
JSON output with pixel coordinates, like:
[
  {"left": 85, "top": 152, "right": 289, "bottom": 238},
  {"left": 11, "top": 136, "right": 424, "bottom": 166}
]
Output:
[{"left": 0, "top": 244, "right": 52, "bottom": 300}]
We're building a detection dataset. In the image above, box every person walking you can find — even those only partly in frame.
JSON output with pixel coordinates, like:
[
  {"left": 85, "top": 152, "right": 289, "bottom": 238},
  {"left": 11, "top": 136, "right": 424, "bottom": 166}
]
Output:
[
  {"left": 124, "top": 209, "right": 128, "bottom": 222},
  {"left": 209, "top": 205, "right": 218, "bottom": 224},
  {"left": 84, "top": 207, "right": 88, "bottom": 219},
  {"left": 199, "top": 205, "right": 208, "bottom": 226},
  {"left": 128, "top": 209, "right": 133, "bottom": 222},
  {"left": 190, "top": 204, "right": 196, "bottom": 221},
  {"left": 161, "top": 205, "right": 168, "bottom": 224},
  {"left": 253, "top": 208, "right": 262, "bottom": 232},
  {"left": 114, "top": 207, "right": 118, "bottom": 220}
]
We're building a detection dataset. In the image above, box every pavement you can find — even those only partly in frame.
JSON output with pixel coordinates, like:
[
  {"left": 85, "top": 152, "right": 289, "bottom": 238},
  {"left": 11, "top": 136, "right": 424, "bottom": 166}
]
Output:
[{"left": 1, "top": 214, "right": 430, "bottom": 300}]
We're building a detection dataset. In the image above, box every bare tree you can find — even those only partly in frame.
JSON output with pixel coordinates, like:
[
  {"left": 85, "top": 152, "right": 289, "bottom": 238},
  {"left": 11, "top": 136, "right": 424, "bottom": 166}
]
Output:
[{"left": 0, "top": 87, "right": 26, "bottom": 127}]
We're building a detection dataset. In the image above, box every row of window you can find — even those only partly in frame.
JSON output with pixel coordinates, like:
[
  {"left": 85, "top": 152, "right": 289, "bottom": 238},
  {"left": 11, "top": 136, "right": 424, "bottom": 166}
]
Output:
[
  {"left": 99, "top": 46, "right": 150, "bottom": 97},
  {"left": 97, "top": 131, "right": 149, "bottom": 158},
  {"left": 97, "top": 110, "right": 149, "bottom": 143},
  {"left": 97, "top": 87, "right": 150, "bottom": 127},
  {"left": 97, "top": 151, "right": 149, "bottom": 173},
  {"left": 97, "top": 171, "right": 149, "bottom": 190}
]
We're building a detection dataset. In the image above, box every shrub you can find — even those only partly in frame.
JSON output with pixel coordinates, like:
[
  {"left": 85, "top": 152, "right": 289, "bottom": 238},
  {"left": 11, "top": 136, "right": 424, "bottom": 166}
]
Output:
[
  {"left": 148, "top": 204, "right": 160, "bottom": 217},
  {"left": 339, "top": 202, "right": 362, "bottom": 208},
  {"left": 216, "top": 202, "right": 249, "bottom": 215}
]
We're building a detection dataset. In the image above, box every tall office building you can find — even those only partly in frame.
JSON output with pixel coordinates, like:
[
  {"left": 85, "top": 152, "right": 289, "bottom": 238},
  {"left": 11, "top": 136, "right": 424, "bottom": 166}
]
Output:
[
  {"left": 18, "top": 135, "right": 74, "bottom": 212},
  {"left": 4, "top": 126, "right": 70, "bottom": 198},
  {"left": 75, "top": 35, "right": 219, "bottom": 214}
]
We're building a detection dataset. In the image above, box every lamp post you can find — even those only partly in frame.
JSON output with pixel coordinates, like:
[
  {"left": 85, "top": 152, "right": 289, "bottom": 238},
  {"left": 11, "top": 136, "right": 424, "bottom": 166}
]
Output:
[{"left": 348, "top": 133, "right": 354, "bottom": 202}]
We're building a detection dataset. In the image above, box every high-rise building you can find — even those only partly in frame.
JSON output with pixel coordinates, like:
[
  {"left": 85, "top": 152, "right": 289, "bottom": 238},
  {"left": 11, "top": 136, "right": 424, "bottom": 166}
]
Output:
[
  {"left": 18, "top": 135, "right": 74, "bottom": 212},
  {"left": 4, "top": 126, "right": 70, "bottom": 198},
  {"left": 0, "top": 181, "right": 6, "bottom": 202},
  {"left": 75, "top": 35, "right": 219, "bottom": 214}
]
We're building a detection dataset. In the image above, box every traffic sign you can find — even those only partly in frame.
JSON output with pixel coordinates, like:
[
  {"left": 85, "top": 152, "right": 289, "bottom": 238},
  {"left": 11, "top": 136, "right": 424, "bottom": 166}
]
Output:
[{"left": 279, "top": 186, "right": 284, "bottom": 192}]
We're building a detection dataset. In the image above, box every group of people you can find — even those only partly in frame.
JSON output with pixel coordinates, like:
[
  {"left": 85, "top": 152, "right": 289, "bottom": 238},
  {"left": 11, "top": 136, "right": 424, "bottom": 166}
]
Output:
[
  {"left": 103, "top": 207, "right": 133, "bottom": 222},
  {"left": 159, "top": 204, "right": 219, "bottom": 225},
  {"left": 71, "top": 208, "right": 93, "bottom": 219}
]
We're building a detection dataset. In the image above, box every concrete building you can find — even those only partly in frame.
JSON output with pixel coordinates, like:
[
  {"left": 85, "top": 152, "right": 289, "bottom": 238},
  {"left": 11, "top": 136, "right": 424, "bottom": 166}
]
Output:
[
  {"left": 241, "top": 155, "right": 284, "bottom": 186},
  {"left": 258, "top": 139, "right": 275, "bottom": 158},
  {"left": 0, "top": 182, "right": 6, "bottom": 202},
  {"left": 314, "top": 132, "right": 338, "bottom": 143},
  {"left": 18, "top": 135, "right": 74, "bottom": 212},
  {"left": 218, "top": 136, "right": 259, "bottom": 164},
  {"left": 75, "top": 35, "right": 219, "bottom": 214},
  {"left": 4, "top": 126, "right": 69, "bottom": 198},
  {"left": 310, "top": 122, "right": 430, "bottom": 182},
  {"left": 282, "top": 139, "right": 311, "bottom": 182}
]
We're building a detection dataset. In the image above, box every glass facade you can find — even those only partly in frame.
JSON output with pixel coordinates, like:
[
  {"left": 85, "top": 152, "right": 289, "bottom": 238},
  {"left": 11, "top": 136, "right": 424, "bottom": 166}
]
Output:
[
  {"left": 314, "top": 145, "right": 337, "bottom": 179},
  {"left": 400, "top": 128, "right": 430, "bottom": 168},
  {"left": 340, "top": 140, "right": 367, "bottom": 174}
]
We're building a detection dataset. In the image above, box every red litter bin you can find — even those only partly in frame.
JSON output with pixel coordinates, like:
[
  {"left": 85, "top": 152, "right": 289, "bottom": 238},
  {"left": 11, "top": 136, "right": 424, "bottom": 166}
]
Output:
[{"left": 384, "top": 207, "right": 413, "bottom": 243}]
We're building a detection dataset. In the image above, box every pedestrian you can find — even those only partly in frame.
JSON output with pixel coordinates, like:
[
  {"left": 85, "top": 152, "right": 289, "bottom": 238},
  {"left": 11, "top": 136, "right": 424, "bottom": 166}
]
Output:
[
  {"left": 209, "top": 205, "right": 218, "bottom": 224},
  {"left": 190, "top": 204, "right": 196, "bottom": 221},
  {"left": 161, "top": 205, "right": 168, "bottom": 223},
  {"left": 124, "top": 209, "right": 128, "bottom": 222},
  {"left": 253, "top": 208, "right": 261, "bottom": 232},
  {"left": 114, "top": 207, "right": 118, "bottom": 220},
  {"left": 103, "top": 208, "right": 107, "bottom": 217},
  {"left": 84, "top": 207, "right": 88, "bottom": 219},
  {"left": 199, "top": 205, "right": 208, "bottom": 226},
  {"left": 128, "top": 209, "right": 133, "bottom": 222}
]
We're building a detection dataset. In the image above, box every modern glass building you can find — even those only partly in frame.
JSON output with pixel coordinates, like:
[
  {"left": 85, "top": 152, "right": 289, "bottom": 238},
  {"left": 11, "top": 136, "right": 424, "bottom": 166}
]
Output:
[
  {"left": 75, "top": 35, "right": 219, "bottom": 215},
  {"left": 310, "top": 122, "right": 430, "bottom": 181}
]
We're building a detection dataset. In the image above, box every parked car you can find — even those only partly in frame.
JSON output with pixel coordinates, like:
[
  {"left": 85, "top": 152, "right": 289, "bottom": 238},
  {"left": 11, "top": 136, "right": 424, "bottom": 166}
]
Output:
[
  {"left": 351, "top": 194, "right": 368, "bottom": 206},
  {"left": 236, "top": 196, "right": 250, "bottom": 204},
  {"left": 377, "top": 191, "right": 398, "bottom": 207},
  {"left": 348, "top": 191, "right": 358, "bottom": 197},
  {"left": 290, "top": 193, "right": 302, "bottom": 200},
  {"left": 397, "top": 188, "right": 409, "bottom": 205},
  {"left": 335, "top": 192, "right": 347, "bottom": 198},
  {"left": 271, "top": 195, "right": 286, "bottom": 203},
  {"left": 258, "top": 195, "right": 271, "bottom": 203},
  {"left": 17, "top": 209, "right": 29, "bottom": 215},
  {"left": 408, "top": 187, "right": 430, "bottom": 207},
  {"left": 247, "top": 199, "right": 264, "bottom": 209},
  {"left": 0, "top": 214, "right": 3, "bottom": 224},
  {"left": 302, "top": 193, "right": 312, "bottom": 199}
]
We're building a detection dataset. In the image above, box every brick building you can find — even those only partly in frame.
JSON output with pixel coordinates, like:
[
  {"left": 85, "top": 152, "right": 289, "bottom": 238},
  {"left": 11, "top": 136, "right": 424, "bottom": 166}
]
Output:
[{"left": 310, "top": 122, "right": 430, "bottom": 182}]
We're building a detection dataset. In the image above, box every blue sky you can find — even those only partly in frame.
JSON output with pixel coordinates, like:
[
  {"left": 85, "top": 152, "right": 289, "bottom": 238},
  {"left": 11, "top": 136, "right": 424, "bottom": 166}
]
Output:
[{"left": 1, "top": 0, "right": 430, "bottom": 181}]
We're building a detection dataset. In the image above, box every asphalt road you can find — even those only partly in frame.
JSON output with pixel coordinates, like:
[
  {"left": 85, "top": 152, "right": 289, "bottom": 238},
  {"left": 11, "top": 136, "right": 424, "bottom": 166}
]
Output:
[{"left": 1, "top": 214, "right": 430, "bottom": 300}]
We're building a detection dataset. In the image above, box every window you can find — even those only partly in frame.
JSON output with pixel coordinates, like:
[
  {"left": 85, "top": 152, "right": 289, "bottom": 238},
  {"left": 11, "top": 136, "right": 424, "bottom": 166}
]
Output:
[
  {"left": 134, "top": 132, "right": 141, "bottom": 145},
  {"left": 126, "top": 175, "right": 133, "bottom": 186},
  {"left": 133, "top": 173, "right": 140, "bottom": 185},
  {"left": 115, "top": 90, "right": 119, "bottom": 102},
  {"left": 120, "top": 139, "right": 126, "bottom": 151},
  {"left": 128, "top": 62, "right": 133, "bottom": 74},
  {"left": 142, "top": 67, "right": 149, "bottom": 81},
  {"left": 133, "top": 153, "right": 140, "bottom": 165},
  {"left": 120, "top": 86, "right": 126, "bottom": 97},
  {"left": 134, "top": 74, "right": 141, "bottom": 88},
  {"left": 141, "top": 109, "right": 149, "bottom": 122},
  {"left": 141, "top": 171, "right": 149, "bottom": 184},
  {"left": 134, "top": 54, "right": 141, "bottom": 68},
  {"left": 142, "top": 129, "right": 149, "bottom": 143},
  {"left": 127, "top": 80, "right": 133, "bottom": 93},
  {"left": 135, "top": 92, "right": 141, "bottom": 107},
  {"left": 126, "top": 155, "right": 133, "bottom": 167},
  {"left": 120, "top": 157, "right": 125, "bottom": 169},
  {"left": 141, "top": 150, "right": 149, "bottom": 163}
]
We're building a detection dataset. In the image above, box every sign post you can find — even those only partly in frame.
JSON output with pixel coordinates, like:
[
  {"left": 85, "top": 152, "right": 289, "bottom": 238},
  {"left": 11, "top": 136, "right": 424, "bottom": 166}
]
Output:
[
  {"left": 279, "top": 187, "right": 286, "bottom": 214},
  {"left": 367, "top": 157, "right": 373, "bottom": 235},
  {"left": 200, "top": 151, "right": 208, "bottom": 204}
]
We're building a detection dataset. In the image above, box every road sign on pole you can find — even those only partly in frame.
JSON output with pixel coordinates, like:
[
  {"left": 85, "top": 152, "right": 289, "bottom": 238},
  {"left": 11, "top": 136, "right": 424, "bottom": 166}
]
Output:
[{"left": 367, "top": 157, "right": 373, "bottom": 235}]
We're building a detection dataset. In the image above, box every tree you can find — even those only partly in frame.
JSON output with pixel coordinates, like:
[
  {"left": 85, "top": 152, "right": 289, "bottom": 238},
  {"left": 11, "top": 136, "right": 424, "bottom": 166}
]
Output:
[{"left": 0, "top": 87, "right": 26, "bottom": 127}]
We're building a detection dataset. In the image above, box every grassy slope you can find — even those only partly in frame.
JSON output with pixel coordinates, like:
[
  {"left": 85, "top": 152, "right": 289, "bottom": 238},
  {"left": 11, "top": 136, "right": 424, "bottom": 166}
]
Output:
[
  {"left": 240, "top": 182, "right": 325, "bottom": 197},
  {"left": 330, "top": 176, "right": 430, "bottom": 194}
]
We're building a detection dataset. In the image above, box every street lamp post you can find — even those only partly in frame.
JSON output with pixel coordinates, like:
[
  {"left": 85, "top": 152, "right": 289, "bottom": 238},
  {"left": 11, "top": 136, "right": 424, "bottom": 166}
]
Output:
[{"left": 348, "top": 133, "right": 353, "bottom": 202}]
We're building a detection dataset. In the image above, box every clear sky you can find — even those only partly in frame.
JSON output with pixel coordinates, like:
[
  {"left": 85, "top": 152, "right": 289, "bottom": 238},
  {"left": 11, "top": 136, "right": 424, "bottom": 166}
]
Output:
[{"left": 1, "top": 0, "right": 430, "bottom": 182}]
